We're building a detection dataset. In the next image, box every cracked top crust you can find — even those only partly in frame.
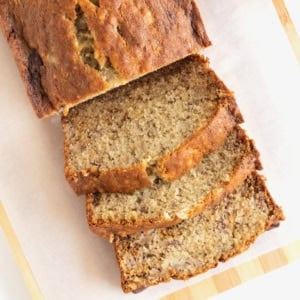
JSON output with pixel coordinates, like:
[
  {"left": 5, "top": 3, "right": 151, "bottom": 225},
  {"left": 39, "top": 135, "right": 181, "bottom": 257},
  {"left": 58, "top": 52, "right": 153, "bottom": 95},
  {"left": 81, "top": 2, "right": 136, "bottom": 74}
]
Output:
[{"left": 0, "top": 0, "right": 211, "bottom": 118}]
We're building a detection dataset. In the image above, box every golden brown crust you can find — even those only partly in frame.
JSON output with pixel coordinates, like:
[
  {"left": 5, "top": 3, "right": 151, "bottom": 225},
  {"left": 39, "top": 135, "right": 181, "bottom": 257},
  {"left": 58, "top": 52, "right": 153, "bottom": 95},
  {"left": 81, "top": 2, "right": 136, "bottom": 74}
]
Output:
[
  {"left": 115, "top": 172, "right": 285, "bottom": 293},
  {"left": 66, "top": 164, "right": 152, "bottom": 195},
  {"left": 0, "top": 2, "right": 54, "bottom": 117},
  {"left": 86, "top": 127, "right": 263, "bottom": 238},
  {"left": 0, "top": 0, "right": 211, "bottom": 118},
  {"left": 65, "top": 102, "right": 240, "bottom": 195}
]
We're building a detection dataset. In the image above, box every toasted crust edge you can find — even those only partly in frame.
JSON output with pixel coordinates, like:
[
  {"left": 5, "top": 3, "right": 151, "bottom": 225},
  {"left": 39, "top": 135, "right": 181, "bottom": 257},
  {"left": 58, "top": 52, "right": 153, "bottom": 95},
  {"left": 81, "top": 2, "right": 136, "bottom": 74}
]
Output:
[
  {"left": 188, "top": 1, "right": 212, "bottom": 47},
  {"left": 87, "top": 126, "right": 263, "bottom": 238},
  {"left": 115, "top": 172, "right": 285, "bottom": 293},
  {"left": 0, "top": 3, "right": 55, "bottom": 118},
  {"left": 65, "top": 163, "right": 152, "bottom": 195}
]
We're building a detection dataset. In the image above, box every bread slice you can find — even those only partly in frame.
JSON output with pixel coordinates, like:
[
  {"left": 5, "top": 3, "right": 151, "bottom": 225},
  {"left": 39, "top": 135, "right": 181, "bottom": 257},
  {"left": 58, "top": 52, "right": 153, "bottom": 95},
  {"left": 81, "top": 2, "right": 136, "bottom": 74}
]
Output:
[
  {"left": 87, "top": 126, "right": 261, "bottom": 238},
  {"left": 114, "top": 173, "right": 285, "bottom": 293},
  {"left": 63, "top": 55, "right": 243, "bottom": 195},
  {"left": 0, "top": 0, "right": 211, "bottom": 118}
]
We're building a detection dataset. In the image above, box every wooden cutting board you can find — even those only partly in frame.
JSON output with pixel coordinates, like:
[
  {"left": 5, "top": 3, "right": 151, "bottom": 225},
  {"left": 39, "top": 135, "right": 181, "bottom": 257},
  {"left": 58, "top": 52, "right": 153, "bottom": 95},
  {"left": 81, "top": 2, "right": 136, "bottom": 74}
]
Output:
[
  {"left": 161, "top": 240, "right": 300, "bottom": 300},
  {"left": 272, "top": 0, "right": 300, "bottom": 64}
]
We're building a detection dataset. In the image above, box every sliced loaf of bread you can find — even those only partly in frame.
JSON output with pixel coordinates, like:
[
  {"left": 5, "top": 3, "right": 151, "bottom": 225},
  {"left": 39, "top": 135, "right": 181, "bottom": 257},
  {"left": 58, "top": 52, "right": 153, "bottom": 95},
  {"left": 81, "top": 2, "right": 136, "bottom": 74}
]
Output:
[
  {"left": 114, "top": 173, "right": 285, "bottom": 293},
  {"left": 63, "top": 55, "right": 243, "bottom": 195},
  {"left": 87, "top": 126, "right": 262, "bottom": 238}
]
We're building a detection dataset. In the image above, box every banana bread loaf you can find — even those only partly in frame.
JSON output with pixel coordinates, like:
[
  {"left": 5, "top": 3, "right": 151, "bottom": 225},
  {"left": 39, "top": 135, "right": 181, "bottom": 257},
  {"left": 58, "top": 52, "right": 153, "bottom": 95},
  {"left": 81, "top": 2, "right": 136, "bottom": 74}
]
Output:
[
  {"left": 63, "top": 55, "right": 242, "bottom": 195},
  {"left": 114, "top": 173, "right": 285, "bottom": 293},
  {"left": 0, "top": 0, "right": 211, "bottom": 118},
  {"left": 87, "top": 126, "right": 261, "bottom": 238}
]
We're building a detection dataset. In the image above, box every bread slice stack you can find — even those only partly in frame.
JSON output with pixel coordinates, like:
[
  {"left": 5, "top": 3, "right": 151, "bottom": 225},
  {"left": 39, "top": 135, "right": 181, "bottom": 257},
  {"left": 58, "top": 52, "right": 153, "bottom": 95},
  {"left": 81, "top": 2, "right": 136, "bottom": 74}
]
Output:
[
  {"left": 1, "top": 0, "right": 284, "bottom": 294},
  {"left": 115, "top": 173, "right": 283, "bottom": 292},
  {"left": 63, "top": 53, "right": 284, "bottom": 292},
  {"left": 62, "top": 55, "right": 242, "bottom": 195}
]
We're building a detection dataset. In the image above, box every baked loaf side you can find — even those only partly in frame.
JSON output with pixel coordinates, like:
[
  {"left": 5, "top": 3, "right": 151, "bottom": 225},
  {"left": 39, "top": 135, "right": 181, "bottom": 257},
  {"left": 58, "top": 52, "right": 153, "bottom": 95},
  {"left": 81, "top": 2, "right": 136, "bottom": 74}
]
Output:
[
  {"left": 63, "top": 55, "right": 242, "bottom": 195},
  {"left": 0, "top": 0, "right": 211, "bottom": 118},
  {"left": 0, "top": 2, "right": 54, "bottom": 117},
  {"left": 114, "top": 173, "right": 285, "bottom": 293},
  {"left": 87, "top": 126, "right": 261, "bottom": 238}
]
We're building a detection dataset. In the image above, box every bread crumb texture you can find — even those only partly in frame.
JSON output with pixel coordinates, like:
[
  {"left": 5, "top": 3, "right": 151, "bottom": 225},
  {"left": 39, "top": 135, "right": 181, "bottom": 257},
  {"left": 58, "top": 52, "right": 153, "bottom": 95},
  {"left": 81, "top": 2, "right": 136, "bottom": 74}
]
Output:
[
  {"left": 87, "top": 126, "right": 259, "bottom": 235},
  {"left": 114, "top": 174, "right": 284, "bottom": 293},
  {"left": 64, "top": 55, "right": 241, "bottom": 194}
]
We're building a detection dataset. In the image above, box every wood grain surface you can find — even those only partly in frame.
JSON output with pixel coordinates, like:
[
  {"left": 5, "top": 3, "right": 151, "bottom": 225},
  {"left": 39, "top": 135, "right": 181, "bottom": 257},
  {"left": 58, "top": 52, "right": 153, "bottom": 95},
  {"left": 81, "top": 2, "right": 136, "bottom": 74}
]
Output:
[
  {"left": 0, "top": 202, "right": 44, "bottom": 300},
  {"left": 161, "top": 241, "right": 300, "bottom": 300},
  {"left": 272, "top": 0, "right": 300, "bottom": 63}
]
